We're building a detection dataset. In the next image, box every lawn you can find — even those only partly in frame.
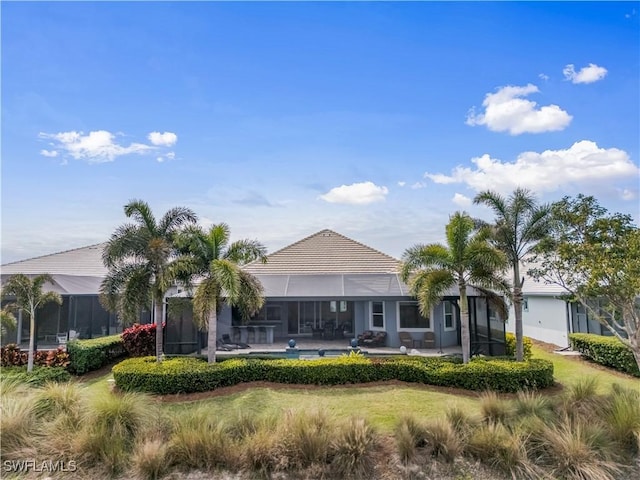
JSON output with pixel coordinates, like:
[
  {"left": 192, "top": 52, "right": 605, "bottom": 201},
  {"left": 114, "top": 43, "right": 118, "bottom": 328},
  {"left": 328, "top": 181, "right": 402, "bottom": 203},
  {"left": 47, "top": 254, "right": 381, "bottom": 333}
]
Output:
[{"left": 80, "top": 344, "right": 639, "bottom": 433}]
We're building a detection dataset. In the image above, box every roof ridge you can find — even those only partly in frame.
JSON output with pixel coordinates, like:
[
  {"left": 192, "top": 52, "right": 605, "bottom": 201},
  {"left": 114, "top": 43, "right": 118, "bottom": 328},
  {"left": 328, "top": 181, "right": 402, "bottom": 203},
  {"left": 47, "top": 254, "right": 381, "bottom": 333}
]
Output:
[
  {"left": 325, "top": 229, "right": 400, "bottom": 263},
  {"left": 1, "top": 242, "right": 106, "bottom": 267}
]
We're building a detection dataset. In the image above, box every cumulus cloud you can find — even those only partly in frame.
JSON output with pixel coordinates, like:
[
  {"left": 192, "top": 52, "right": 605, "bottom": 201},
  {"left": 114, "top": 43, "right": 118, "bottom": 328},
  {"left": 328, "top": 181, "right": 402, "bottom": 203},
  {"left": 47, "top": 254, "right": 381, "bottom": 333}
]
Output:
[
  {"left": 40, "top": 149, "right": 58, "bottom": 157},
  {"left": 452, "top": 193, "right": 472, "bottom": 207},
  {"left": 397, "top": 181, "right": 406, "bottom": 187},
  {"left": 424, "top": 141, "right": 639, "bottom": 194},
  {"left": 319, "top": 181, "right": 388, "bottom": 205},
  {"left": 148, "top": 131, "right": 178, "bottom": 146},
  {"left": 563, "top": 63, "right": 608, "bottom": 84},
  {"left": 38, "top": 130, "right": 178, "bottom": 163},
  {"left": 466, "top": 84, "right": 572, "bottom": 135}
]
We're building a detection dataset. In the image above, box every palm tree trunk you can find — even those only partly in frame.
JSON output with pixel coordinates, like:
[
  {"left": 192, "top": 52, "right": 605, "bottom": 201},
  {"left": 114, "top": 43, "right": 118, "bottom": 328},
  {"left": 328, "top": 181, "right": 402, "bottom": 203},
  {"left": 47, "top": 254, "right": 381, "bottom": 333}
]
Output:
[
  {"left": 513, "top": 264, "right": 524, "bottom": 362},
  {"left": 207, "top": 309, "right": 217, "bottom": 364},
  {"left": 27, "top": 307, "right": 36, "bottom": 372},
  {"left": 155, "top": 300, "right": 164, "bottom": 363},
  {"left": 459, "top": 283, "right": 470, "bottom": 364}
]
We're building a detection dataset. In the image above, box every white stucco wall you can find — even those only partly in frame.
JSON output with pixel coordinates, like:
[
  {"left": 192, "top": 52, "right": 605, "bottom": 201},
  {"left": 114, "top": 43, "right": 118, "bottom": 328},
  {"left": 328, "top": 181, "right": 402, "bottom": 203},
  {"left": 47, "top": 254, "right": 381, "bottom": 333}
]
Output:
[{"left": 506, "top": 296, "right": 569, "bottom": 348}]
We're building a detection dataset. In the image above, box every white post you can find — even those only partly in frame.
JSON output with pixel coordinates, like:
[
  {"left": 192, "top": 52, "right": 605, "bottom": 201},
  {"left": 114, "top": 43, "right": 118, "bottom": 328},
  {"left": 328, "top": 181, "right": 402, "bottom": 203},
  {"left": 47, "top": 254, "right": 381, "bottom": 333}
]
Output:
[{"left": 16, "top": 309, "right": 23, "bottom": 344}]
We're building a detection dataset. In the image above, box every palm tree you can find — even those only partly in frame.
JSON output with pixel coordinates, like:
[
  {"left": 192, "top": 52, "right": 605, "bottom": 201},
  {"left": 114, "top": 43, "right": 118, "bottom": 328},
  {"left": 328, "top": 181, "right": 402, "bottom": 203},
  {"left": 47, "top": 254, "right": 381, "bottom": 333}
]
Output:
[
  {"left": 400, "top": 212, "right": 510, "bottom": 363},
  {"left": 176, "top": 223, "right": 267, "bottom": 363},
  {"left": 2, "top": 274, "right": 62, "bottom": 372},
  {"left": 474, "top": 188, "right": 551, "bottom": 361},
  {"left": 100, "top": 200, "right": 197, "bottom": 362}
]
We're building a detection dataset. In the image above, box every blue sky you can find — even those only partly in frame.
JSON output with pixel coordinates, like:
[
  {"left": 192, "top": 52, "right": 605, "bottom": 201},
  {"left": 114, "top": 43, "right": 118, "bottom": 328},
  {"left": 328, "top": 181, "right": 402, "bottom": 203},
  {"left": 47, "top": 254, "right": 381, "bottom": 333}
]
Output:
[{"left": 2, "top": 1, "right": 639, "bottom": 264}]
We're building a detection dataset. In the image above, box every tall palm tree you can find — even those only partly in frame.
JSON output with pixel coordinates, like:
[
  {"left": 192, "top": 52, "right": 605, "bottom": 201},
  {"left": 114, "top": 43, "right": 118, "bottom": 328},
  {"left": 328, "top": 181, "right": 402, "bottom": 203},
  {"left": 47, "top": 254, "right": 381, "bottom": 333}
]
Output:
[
  {"left": 100, "top": 200, "right": 197, "bottom": 362},
  {"left": 2, "top": 274, "right": 62, "bottom": 372},
  {"left": 176, "top": 223, "right": 267, "bottom": 363},
  {"left": 400, "top": 212, "right": 510, "bottom": 363},
  {"left": 474, "top": 188, "right": 551, "bottom": 361}
]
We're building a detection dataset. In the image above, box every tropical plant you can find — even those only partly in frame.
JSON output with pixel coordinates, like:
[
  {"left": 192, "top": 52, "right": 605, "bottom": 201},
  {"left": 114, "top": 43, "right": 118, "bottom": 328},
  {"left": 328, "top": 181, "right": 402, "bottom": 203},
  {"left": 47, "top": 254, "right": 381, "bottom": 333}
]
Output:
[
  {"left": 1, "top": 304, "right": 17, "bottom": 336},
  {"left": 474, "top": 188, "right": 551, "bottom": 361},
  {"left": 1, "top": 274, "right": 62, "bottom": 372},
  {"left": 400, "top": 212, "right": 510, "bottom": 363},
  {"left": 100, "top": 199, "right": 197, "bottom": 362},
  {"left": 176, "top": 223, "right": 266, "bottom": 363}
]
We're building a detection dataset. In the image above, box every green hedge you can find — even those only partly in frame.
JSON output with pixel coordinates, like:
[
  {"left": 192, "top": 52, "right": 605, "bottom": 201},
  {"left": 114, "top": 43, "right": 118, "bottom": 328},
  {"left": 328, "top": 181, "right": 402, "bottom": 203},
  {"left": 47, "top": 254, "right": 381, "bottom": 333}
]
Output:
[
  {"left": 113, "top": 355, "right": 554, "bottom": 395},
  {"left": 67, "top": 334, "right": 126, "bottom": 374},
  {"left": 505, "top": 333, "right": 533, "bottom": 360},
  {"left": 0, "top": 366, "right": 72, "bottom": 385},
  {"left": 569, "top": 333, "right": 639, "bottom": 377}
]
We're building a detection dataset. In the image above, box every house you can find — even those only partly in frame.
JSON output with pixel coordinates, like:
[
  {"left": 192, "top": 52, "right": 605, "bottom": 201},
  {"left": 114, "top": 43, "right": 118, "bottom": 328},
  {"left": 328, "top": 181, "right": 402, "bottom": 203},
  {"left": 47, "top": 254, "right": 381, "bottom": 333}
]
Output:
[
  {"left": 1, "top": 229, "right": 507, "bottom": 354},
  {"left": 206, "top": 229, "right": 506, "bottom": 354},
  {"left": 0, "top": 244, "right": 126, "bottom": 345},
  {"left": 505, "top": 267, "right": 619, "bottom": 349}
]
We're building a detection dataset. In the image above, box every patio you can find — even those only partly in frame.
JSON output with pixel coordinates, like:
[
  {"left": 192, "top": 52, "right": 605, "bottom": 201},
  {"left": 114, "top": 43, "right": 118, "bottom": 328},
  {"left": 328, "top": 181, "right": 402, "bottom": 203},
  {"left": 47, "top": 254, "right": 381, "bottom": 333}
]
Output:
[{"left": 208, "top": 338, "right": 463, "bottom": 357}]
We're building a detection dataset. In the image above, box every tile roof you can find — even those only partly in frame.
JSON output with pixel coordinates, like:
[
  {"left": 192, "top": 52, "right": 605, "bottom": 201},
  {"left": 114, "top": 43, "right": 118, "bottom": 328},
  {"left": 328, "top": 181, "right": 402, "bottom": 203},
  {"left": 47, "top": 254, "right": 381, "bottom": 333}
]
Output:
[
  {"left": 1, "top": 243, "right": 108, "bottom": 277},
  {"left": 243, "top": 229, "right": 401, "bottom": 275}
]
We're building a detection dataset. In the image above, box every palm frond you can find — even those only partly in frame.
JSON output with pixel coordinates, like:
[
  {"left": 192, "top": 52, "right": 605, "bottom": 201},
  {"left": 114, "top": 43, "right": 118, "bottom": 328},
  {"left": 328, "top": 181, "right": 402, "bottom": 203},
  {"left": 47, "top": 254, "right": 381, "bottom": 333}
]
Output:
[
  {"left": 209, "top": 259, "right": 241, "bottom": 303},
  {"left": 159, "top": 206, "right": 197, "bottom": 234},
  {"left": 446, "top": 212, "right": 475, "bottom": 264},
  {"left": 409, "top": 270, "right": 456, "bottom": 317},
  {"left": 400, "top": 244, "right": 450, "bottom": 282},
  {"left": 208, "top": 223, "right": 231, "bottom": 260},
  {"left": 234, "top": 270, "right": 266, "bottom": 321},
  {"left": 124, "top": 199, "right": 157, "bottom": 234},
  {"left": 225, "top": 239, "right": 268, "bottom": 265},
  {"left": 192, "top": 277, "right": 221, "bottom": 330}
]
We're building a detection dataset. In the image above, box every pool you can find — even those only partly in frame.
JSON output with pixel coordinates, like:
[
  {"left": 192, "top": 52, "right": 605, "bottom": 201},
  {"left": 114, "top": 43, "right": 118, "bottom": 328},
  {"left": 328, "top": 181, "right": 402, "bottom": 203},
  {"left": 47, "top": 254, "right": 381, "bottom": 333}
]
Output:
[{"left": 248, "top": 347, "right": 368, "bottom": 359}]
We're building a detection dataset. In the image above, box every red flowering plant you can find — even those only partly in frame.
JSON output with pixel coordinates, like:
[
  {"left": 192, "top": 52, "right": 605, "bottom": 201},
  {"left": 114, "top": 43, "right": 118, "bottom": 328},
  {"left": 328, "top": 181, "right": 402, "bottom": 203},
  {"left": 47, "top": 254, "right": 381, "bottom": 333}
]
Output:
[{"left": 121, "top": 323, "right": 164, "bottom": 357}]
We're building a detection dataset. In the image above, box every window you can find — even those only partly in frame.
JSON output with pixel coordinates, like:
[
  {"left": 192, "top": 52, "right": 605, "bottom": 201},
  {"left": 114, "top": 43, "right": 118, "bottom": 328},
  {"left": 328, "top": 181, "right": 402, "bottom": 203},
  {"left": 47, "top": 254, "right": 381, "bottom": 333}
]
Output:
[
  {"left": 370, "top": 301, "right": 385, "bottom": 329},
  {"left": 266, "top": 305, "right": 281, "bottom": 321},
  {"left": 340, "top": 301, "right": 347, "bottom": 312},
  {"left": 523, "top": 298, "right": 529, "bottom": 312},
  {"left": 398, "top": 302, "right": 431, "bottom": 330},
  {"left": 443, "top": 301, "right": 456, "bottom": 331},
  {"left": 330, "top": 301, "right": 337, "bottom": 313}
]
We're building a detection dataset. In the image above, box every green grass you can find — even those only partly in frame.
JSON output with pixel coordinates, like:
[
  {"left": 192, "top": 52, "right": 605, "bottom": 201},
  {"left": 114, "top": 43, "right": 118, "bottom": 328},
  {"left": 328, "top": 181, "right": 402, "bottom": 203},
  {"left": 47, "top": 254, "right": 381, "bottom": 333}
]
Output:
[
  {"left": 530, "top": 345, "right": 639, "bottom": 392},
  {"left": 61, "top": 345, "right": 637, "bottom": 434}
]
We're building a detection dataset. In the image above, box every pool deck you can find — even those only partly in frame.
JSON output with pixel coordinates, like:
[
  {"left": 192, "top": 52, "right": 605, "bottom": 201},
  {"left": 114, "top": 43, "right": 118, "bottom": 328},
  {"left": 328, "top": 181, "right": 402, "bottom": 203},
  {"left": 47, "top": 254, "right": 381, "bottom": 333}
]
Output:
[{"left": 209, "top": 339, "right": 462, "bottom": 357}]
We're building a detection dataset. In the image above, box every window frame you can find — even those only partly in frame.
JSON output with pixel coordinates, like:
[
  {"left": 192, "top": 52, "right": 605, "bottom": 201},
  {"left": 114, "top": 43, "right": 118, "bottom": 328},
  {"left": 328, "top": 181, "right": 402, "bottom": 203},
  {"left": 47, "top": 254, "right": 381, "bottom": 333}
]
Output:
[
  {"left": 443, "top": 300, "right": 456, "bottom": 332},
  {"left": 396, "top": 301, "right": 433, "bottom": 332},
  {"left": 369, "top": 301, "right": 385, "bottom": 330}
]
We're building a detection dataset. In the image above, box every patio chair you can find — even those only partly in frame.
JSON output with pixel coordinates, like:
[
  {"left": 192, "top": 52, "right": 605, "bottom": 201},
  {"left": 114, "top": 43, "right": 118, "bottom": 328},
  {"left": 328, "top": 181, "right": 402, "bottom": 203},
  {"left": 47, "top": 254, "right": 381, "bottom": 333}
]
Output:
[
  {"left": 57, "top": 333, "right": 68, "bottom": 346},
  {"left": 222, "top": 333, "right": 250, "bottom": 349},
  {"left": 362, "top": 331, "right": 387, "bottom": 347},
  {"left": 423, "top": 331, "right": 436, "bottom": 349},
  {"left": 398, "top": 331, "right": 413, "bottom": 349}
]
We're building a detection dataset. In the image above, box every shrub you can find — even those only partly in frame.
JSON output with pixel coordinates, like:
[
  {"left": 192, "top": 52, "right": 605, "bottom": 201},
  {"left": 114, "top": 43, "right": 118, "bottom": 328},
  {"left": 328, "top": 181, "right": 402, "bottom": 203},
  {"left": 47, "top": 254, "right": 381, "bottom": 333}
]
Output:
[
  {"left": 131, "top": 439, "right": 169, "bottom": 480},
  {"left": 331, "top": 416, "right": 377, "bottom": 479},
  {"left": 1, "top": 366, "right": 71, "bottom": 385},
  {"left": 122, "top": 323, "right": 157, "bottom": 357},
  {"left": 113, "top": 355, "right": 555, "bottom": 395},
  {"left": 569, "top": 333, "right": 639, "bottom": 377},
  {"left": 505, "top": 333, "right": 533, "bottom": 360},
  {"left": 0, "top": 344, "right": 70, "bottom": 368},
  {"left": 0, "top": 394, "right": 38, "bottom": 458},
  {"left": 67, "top": 334, "right": 126, "bottom": 374}
]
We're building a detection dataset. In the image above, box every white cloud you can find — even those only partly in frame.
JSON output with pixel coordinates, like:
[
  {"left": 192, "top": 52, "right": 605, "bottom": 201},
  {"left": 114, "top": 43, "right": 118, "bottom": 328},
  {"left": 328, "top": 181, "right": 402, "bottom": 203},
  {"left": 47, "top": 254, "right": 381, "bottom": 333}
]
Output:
[
  {"left": 411, "top": 182, "right": 426, "bottom": 189},
  {"left": 538, "top": 73, "right": 549, "bottom": 81},
  {"left": 148, "top": 131, "right": 178, "bottom": 146},
  {"left": 466, "top": 84, "right": 572, "bottom": 135},
  {"left": 452, "top": 193, "right": 472, "bottom": 207},
  {"left": 397, "top": 181, "right": 406, "bottom": 187},
  {"left": 39, "top": 130, "right": 153, "bottom": 163},
  {"left": 620, "top": 189, "right": 636, "bottom": 201},
  {"left": 319, "top": 181, "right": 388, "bottom": 205},
  {"left": 40, "top": 149, "right": 58, "bottom": 157},
  {"left": 563, "top": 63, "right": 608, "bottom": 84},
  {"left": 424, "top": 140, "right": 639, "bottom": 194}
]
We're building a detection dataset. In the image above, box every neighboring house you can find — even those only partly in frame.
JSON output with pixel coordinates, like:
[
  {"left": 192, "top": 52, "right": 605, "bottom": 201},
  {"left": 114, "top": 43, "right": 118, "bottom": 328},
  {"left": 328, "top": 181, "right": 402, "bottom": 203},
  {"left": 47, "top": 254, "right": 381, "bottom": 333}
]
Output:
[
  {"left": 1, "top": 229, "right": 508, "bottom": 354},
  {"left": 505, "top": 268, "right": 618, "bottom": 349},
  {"left": 0, "top": 244, "right": 125, "bottom": 345}
]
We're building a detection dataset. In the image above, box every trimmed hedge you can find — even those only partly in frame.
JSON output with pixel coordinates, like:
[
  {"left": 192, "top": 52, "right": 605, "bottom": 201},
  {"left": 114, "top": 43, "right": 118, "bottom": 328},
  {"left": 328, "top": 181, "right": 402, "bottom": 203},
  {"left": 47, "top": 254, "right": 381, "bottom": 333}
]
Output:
[
  {"left": 112, "top": 355, "right": 554, "bottom": 395},
  {"left": 505, "top": 333, "right": 533, "bottom": 360},
  {"left": 1, "top": 366, "right": 72, "bottom": 385},
  {"left": 569, "top": 333, "right": 639, "bottom": 377},
  {"left": 67, "top": 334, "right": 126, "bottom": 374}
]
